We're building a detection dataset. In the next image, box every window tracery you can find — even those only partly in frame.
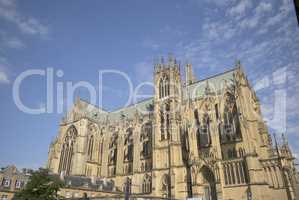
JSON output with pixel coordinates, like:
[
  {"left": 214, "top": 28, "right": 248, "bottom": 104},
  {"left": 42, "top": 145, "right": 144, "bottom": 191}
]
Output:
[
  {"left": 58, "top": 125, "right": 77, "bottom": 175},
  {"left": 221, "top": 92, "right": 242, "bottom": 143},
  {"left": 197, "top": 113, "right": 211, "bottom": 148},
  {"left": 124, "top": 128, "right": 133, "bottom": 174},
  {"left": 160, "top": 103, "right": 170, "bottom": 141},
  {"left": 108, "top": 133, "right": 118, "bottom": 176},
  {"left": 140, "top": 123, "right": 152, "bottom": 159},
  {"left": 159, "top": 76, "right": 170, "bottom": 99},
  {"left": 87, "top": 135, "right": 94, "bottom": 160},
  {"left": 142, "top": 174, "right": 152, "bottom": 193},
  {"left": 124, "top": 128, "right": 133, "bottom": 162}
]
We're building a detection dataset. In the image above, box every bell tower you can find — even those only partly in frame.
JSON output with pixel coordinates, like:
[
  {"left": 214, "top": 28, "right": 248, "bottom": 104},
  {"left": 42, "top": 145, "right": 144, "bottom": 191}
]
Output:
[
  {"left": 152, "top": 55, "right": 187, "bottom": 199},
  {"left": 154, "top": 55, "right": 182, "bottom": 140}
]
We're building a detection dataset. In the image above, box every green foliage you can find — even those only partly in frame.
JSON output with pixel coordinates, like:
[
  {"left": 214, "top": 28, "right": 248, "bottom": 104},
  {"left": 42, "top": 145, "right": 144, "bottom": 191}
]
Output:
[{"left": 14, "top": 168, "right": 65, "bottom": 200}]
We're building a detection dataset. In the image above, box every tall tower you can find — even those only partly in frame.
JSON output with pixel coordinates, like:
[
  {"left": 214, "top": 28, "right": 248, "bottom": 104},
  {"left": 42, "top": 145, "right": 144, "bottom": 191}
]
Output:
[{"left": 152, "top": 55, "right": 187, "bottom": 198}]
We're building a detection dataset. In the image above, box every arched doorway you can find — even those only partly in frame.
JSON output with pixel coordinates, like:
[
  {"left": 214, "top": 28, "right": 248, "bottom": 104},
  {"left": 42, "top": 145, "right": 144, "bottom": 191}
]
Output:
[{"left": 201, "top": 166, "right": 217, "bottom": 200}]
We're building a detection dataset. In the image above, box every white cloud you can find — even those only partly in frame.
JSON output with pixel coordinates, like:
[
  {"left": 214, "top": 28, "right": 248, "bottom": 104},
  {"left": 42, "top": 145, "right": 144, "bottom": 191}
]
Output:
[
  {"left": 5, "top": 37, "right": 25, "bottom": 49},
  {"left": 0, "top": 71, "right": 9, "bottom": 84},
  {"left": 175, "top": 0, "right": 298, "bottom": 73},
  {"left": 239, "top": 15, "right": 259, "bottom": 29},
  {"left": 202, "top": 21, "right": 237, "bottom": 41},
  {"left": 263, "top": 0, "right": 292, "bottom": 28},
  {"left": 0, "top": 0, "right": 48, "bottom": 37},
  {"left": 265, "top": 12, "right": 285, "bottom": 27},
  {"left": 238, "top": 1, "right": 273, "bottom": 30},
  {"left": 255, "top": 2, "right": 272, "bottom": 15},
  {"left": 227, "top": 0, "right": 252, "bottom": 18},
  {"left": 18, "top": 18, "right": 48, "bottom": 36}
]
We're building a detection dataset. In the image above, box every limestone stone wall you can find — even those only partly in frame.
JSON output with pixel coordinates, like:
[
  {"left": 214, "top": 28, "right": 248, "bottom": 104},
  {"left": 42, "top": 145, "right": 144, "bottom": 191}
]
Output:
[{"left": 47, "top": 62, "right": 299, "bottom": 200}]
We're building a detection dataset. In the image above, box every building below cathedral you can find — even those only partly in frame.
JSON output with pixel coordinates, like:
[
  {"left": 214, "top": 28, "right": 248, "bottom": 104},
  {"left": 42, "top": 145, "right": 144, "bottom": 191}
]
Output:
[
  {"left": 0, "top": 166, "right": 31, "bottom": 200},
  {"left": 47, "top": 56, "right": 299, "bottom": 200}
]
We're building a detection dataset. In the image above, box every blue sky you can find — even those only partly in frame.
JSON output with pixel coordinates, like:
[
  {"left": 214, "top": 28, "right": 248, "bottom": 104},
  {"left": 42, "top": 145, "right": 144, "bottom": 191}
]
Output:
[{"left": 0, "top": 0, "right": 298, "bottom": 169}]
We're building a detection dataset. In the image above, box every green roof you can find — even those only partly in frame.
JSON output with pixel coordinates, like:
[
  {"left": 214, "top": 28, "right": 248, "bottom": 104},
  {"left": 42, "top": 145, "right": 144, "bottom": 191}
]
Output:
[
  {"left": 108, "top": 98, "right": 154, "bottom": 121},
  {"left": 185, "top": 68, "right": 236, "bottom": 100},
  {"left": 64, "top": 68, "right": 236, "bottom": 123}
]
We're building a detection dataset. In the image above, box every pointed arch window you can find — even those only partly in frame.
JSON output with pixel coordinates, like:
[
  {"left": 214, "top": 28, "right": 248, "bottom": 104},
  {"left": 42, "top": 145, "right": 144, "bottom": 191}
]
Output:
[
  {"left": 160, "top": 103, "right": 170, "bottom": 141},
  {"left": 87, "top": 135, "right": 94, "bottom": 160},
  {"left": 108, "top": 133, "right": 118, "bottom": 176},
  {"left": 124, "top": 128, "right": 134, "bottom": 174},
  {"left": 164, "top": 77, "right": 170, "bottom": 96},
  {"left": 109, "top": 135, "right": 117, "bottom": 165},
  {"left": 140, "top": 122, "right": 152, "bottom": 159},
  {"left": 140, "top": 122, "right": 152, "bottom": 172},
  {"left": 197, "top": 113, "right": 211, "bottom": 148},
  {"left": 232, "top": 104, "right": 241, "bottom": 138},
  {"left": 142, "top": 174, "right": 152, "bottom": 193},
  {"left": 165, "top": 103, "right": 170, "bottom": 136},
  {"left": 58, "top": 125, "right": 77, "bottom": 175},
  {"left": 160, "top": 111, "right": 166, "bottom": 140},
  {"left": 159, "top": 78, "right": 163, "bottom": 99},
  {"left": 159, "top": 76, "right": 170, "bottom": 99},
  {"left": 221, "top": 94, "right": 242, "bottom": 143},
  {"left": 98, "top": 140, "right": 103, "bottom": 164}
]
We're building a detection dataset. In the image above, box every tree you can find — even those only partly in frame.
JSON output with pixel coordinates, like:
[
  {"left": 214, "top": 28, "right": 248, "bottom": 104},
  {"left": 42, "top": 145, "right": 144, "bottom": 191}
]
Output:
[{"left": 14, "top": 168, "right": 65, "bottom": 200}]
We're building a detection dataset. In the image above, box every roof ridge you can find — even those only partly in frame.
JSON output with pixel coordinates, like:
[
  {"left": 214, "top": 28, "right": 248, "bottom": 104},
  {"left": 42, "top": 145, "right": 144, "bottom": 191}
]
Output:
[
  {"left": 111, "top": 97, "right": 153, "bottom": 113},
  {"left": 188, "top": 67, "right": 236, "bottom": 86},
  {"left": 77, "top": 97, "right": 154, "bottom": 114},
  {"left": 77, "top": 98, "right": 109, "bottom": 113}
]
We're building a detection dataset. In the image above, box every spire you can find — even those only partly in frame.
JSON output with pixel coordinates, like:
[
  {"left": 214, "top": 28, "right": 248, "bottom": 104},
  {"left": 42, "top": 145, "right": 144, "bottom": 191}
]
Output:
[
  {"left": 134, "top": 109, "right": 139, "bottom": 123},
  {"left": 204, "top": 80, "right": 211, "bottom": 96},
  {"left": 235, "top": 59, "right": 244, "bottom": 78},
  {"left": 154, "top": 57, "right": 161, "bottom": 72},
  {"left": 234, "top": 59, "right": 250, "bottom": 87},
  {"left": 168, "top": 53, "right": 174, "bottom": 64},
  {"left": 235, "top": 59, "right": 241, "bottom": 69},
  {"left": 185, "top": 63, "right": 194, "bottom": 85},
  {"left": 235, "top": 59, "right": 246, "bottom": 78},
  {"left": 155, "top": 54, "right": 181, "bottom": 73},
  {"left": 273, "top": 133, "right": 280, "bottom": 157}
]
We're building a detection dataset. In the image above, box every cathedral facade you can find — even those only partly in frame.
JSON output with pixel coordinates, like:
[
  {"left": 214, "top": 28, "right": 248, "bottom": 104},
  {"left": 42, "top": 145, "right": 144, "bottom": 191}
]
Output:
[{"left": 47, "top": 57, "right": 299, "bottom": 200}]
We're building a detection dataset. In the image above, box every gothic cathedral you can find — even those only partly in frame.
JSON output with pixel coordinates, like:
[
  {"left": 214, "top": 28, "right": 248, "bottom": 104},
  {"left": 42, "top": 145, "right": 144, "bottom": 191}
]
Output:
[{"left": 47, "top": 56, "right": 299, "bottom": 200}]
